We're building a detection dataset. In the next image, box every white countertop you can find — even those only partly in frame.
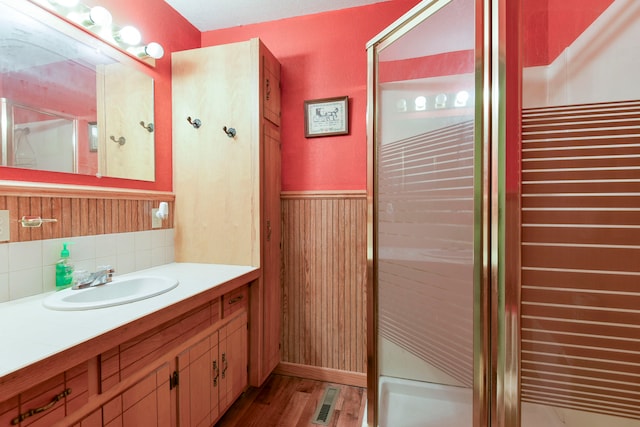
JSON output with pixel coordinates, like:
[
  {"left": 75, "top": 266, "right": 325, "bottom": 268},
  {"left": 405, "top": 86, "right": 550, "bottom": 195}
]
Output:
[{"left": 0, "top": 262, "right": 258, "bottom": 380}]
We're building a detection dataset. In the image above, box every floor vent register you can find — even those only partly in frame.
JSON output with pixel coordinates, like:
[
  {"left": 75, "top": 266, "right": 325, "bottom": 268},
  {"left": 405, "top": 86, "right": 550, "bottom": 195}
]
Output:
[{"left": 311, "top": 386, "right": 340, "bottom": 425}]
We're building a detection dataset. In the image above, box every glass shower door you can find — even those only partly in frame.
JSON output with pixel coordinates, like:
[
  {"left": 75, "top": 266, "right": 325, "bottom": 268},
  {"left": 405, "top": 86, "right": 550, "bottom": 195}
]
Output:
[
  {"left": 369, "top": 0, "right": 482, "bottom": 425},
  {"left": 519, "top": 0, "right": 640, "bottom": 426}
]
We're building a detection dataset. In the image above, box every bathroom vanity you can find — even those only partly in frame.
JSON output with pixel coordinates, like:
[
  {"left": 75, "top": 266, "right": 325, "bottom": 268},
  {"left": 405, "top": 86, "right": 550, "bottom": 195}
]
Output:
[{"left": 0, "top": 263, "right": 259, "bottom": 427}]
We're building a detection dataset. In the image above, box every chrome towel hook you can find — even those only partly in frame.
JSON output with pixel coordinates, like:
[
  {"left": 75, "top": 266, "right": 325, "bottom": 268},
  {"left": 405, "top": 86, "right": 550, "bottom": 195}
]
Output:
[
  {"left": 139, "top": 121, "right": 154, "bottom": 132},
  {"left": 187, "top": 116, "right": 202, "bottom": 128},
  {"left": 223, "top": 126, "right": 236, "bottom": 138},
  {"left": 110, "top": 135, "right": 126, "bottom": 145}
]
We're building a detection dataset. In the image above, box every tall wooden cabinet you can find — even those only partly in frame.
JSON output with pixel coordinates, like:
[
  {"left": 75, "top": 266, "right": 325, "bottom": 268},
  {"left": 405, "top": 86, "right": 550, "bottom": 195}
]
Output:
[{"left": 172, "top": 38, "right": 282, "bottom": 387}]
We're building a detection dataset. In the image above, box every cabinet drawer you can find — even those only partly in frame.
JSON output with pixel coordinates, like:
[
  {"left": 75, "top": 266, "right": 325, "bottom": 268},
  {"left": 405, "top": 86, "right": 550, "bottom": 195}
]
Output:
[{"left": 222, "top": 286, "right": 248, "bottom": 318}]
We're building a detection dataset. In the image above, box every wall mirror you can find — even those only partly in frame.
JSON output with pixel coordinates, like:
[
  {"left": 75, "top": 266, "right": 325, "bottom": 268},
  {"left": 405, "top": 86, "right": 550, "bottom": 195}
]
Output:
[{"left": 0, "top": 0, "right": 155, "bottom": 182}]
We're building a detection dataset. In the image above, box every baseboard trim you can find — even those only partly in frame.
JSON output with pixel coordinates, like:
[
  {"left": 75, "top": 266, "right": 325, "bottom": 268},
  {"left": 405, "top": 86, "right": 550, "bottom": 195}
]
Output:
[{"left": 275, "top": 362, "right": 367, "bottom": 388}]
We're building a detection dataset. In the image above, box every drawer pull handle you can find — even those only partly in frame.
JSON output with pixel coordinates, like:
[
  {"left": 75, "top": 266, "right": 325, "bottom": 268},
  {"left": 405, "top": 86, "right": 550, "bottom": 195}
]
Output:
[
  {"left": 11, "top": 388, "right": 71, "bottom": 425},
  {"left": 222, "top": 353, "right": 228, "bottom": 379},
  {"left": 228, "top": 295, "right": 244, "bottom": 305},
  {"left": 213, "top": 360, "right": 219, "bottom": 386}
]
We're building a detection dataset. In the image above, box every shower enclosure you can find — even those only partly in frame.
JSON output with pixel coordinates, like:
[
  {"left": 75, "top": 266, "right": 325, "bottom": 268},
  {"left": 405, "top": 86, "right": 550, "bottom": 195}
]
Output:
[
  {"left": 367, "top": 0, "right": 640, "bottom": 426},
  {"left": 0, "top": 98, "right": 77, "bottom": 173},
  {"left": 367, "top": 0, "right": 484, "bottom": 425}
]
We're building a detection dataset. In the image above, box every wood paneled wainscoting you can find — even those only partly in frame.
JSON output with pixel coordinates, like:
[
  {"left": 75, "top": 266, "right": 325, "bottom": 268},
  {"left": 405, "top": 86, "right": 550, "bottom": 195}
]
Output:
[
  {"left": 277, "top": 191, "right": 368, "bottom": 388},
  {"left": 0, "top": 182, "right": 174, "bottom": 243}
]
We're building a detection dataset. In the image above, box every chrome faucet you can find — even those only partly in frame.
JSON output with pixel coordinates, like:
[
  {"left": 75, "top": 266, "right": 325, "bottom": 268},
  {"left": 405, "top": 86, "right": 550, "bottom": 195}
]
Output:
[{"left": 72, "top": 266, "right": 115, "bottom": 290}]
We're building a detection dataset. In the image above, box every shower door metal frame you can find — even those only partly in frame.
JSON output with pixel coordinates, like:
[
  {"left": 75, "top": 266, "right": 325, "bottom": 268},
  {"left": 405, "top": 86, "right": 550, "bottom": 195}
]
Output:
[{"left": 366, "top": 0, "right": 519, "bottom": 425}]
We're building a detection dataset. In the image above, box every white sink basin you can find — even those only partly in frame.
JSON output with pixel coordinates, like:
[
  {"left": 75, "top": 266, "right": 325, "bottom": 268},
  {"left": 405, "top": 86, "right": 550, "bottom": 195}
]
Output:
[{"left": 43, "top": 276, "right": 179, "bottom": 311}]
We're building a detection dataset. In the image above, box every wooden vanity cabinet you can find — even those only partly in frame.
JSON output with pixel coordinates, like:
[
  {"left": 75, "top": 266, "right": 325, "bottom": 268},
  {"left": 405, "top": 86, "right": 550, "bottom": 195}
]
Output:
[
  {"left": 0, "top": 285, "right": 251, "bottom": 427},
  {"left": 172, "top": 37, "right": 282, "bottom": 387},
  {"left": 177, "top": 311, "right": 248, "bottom": 427},
  {"left": 0, "top": 362, "right": 91, "bottom": 427}
]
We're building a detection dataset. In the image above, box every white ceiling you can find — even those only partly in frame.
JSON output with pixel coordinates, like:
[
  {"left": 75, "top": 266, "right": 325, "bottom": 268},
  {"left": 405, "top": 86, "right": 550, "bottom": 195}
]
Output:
[{"left": 164, "top": 0, "right": 391, "bottom": 32}]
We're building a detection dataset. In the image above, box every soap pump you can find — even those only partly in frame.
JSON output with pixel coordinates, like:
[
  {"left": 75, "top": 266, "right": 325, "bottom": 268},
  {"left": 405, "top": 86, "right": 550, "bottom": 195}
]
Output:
[{"left": 55, "top": 242, "right": 74, "bottom": 290}]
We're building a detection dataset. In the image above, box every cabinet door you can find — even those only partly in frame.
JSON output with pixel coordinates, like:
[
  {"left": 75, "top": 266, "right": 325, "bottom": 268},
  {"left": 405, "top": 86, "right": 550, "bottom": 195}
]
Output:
[
  {"left": 77, "top": 408, "right": 102, "bottom": 427},
  {"left": 121, "top": 362, "right": 172, "bottom": 427},
  {"left": 262, "top": 49, "right": 281, "bottom": 127},
  {"left": 173, "top": 40, "right": 258, "bottom": 266},
  {"left": 263, "top": 120, "right": 282, "bottom": 375},
  {"left": 177, "top": 333, "right": 219, "bottom": 427},
  {"left": 97, "top": 63, "right": 155, "bottom": 181},
  {"left": 222, "top": 313, "right": 249, "bottom": 408}
]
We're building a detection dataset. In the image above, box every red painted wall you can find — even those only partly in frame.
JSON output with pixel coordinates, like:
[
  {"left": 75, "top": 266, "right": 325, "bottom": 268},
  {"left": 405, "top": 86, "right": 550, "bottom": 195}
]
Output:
[
  {"left": 523, "top": 0, "right": 614, "bottom": 67},
  {"left": 201, "top": 0, "right": 421, "bottom": 191},
  {"left": 1, "top": 0, "right": 200, "bottom": 191}
]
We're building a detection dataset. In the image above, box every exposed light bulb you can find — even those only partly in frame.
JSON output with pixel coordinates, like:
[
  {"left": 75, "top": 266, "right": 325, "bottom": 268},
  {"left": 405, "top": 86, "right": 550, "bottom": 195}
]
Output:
[
  {"left": 89, "top": 6, "right": 112, "bottom": 26},
  {"left": 127, "top": 42, "right": 165, "bottom": 60},
  {"left": 145, "top": 42, "right": 164, "bottom": 59},
  {"left": 116, "top": 25, "right": 141, "bottom": 45},
  {"left": 455, "top": 90, "right": 470, "bottom": 107}
]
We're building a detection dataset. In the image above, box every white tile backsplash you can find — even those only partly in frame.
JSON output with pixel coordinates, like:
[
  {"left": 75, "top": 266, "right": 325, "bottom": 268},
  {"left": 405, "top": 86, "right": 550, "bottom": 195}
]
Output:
[
  {"left": 71, "top": 236, "right": 96, "bottom": 261},
  {"left": 9, "top": 268, "right": 43, "bottom": 299},
  {"left": 135, "top": 249, "right": 152, "bottom": 271},
  {"left": 0, "top": 273, "right": 8, "bottom": 302},
  {"left": 0, "top": 229, "right": 174, "bottom": 303},
  {"left": 0, "top": 245, "right": 7, "bottom": 274},
  {"left": 116, "top": 253, "right": 136, "bottom": 275},
  {"left": 116, "top": 233, "right": 136, "bottom": 256},
  {"left": 95, "top": 234, "right": 117, "bottom": 259},
  {"left": 9, "top": 241, "right": 43, "bottom": 271},
  {"left": 134, "top": 232, "right": 152, "bottom": 252},
  {"left": 151, "top": 246, "right": 166, "bottom": 267}
]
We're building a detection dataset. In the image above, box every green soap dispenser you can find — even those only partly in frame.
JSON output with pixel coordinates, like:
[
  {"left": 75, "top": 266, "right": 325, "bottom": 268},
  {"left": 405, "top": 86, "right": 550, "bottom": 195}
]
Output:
[{"left": 55, "top": 242, "right": 74, "bottom": 290}]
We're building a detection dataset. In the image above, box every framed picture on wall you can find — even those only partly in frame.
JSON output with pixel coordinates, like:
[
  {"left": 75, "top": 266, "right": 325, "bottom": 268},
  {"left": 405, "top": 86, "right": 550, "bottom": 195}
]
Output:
[{"left": 304, "top": 96, "right": 349, "bottom": 137}]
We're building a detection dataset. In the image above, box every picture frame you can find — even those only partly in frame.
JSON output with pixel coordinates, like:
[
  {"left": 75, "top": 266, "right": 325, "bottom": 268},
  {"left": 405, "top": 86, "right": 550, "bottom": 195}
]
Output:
[{"left": 304, "top": 96, "right": 349, "bottom": 137}]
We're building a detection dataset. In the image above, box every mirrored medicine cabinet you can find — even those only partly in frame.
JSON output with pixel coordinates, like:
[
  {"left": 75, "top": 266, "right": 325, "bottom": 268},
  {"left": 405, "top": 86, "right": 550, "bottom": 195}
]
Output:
[{"left": 0, "top": 0, "right": 156, "bottom": 182}]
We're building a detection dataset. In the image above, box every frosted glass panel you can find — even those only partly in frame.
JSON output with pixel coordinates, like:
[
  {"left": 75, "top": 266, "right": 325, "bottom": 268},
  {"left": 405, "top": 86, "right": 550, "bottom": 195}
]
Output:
[{"left": 376, "top": 0, "right": 476, "bottom": 392}]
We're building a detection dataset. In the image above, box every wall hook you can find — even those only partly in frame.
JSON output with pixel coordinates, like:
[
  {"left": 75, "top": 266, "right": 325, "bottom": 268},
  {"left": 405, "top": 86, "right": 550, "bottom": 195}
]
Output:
[
  {"left": 110, "top": 135, "right": 126, "bottom": 145},
  {"left": 139, "top": 121, "right": 154, "bottom": 132},
  {"left": 223, "top": 126, "right": 236, "bottom": 138},
  {"left": 187, "top": 116, "right": 202, "bottom": 129}
]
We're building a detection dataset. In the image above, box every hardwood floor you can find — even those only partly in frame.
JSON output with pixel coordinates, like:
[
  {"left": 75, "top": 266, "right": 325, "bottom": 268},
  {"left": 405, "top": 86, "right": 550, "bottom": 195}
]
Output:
[{"left": 216, "top": 374, "right": 367, "bottom": 427}]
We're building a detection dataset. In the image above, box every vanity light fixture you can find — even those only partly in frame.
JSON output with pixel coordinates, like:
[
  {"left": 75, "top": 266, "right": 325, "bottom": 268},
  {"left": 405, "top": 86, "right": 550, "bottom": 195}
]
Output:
[{"left": 30, "top": 0, "right": 164, "bottom": 64}]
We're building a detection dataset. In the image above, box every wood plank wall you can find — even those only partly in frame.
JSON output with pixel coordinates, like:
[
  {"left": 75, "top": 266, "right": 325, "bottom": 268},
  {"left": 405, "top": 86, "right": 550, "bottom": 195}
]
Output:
[
  {"left": 521, "top": 100, "right": 640, "bottom": 421},
  {"left": 0, "top": 185, "right": 174, "bottom": 243},
  {"left": 280, "top": 192, "right": 367, "bottom": 375}
]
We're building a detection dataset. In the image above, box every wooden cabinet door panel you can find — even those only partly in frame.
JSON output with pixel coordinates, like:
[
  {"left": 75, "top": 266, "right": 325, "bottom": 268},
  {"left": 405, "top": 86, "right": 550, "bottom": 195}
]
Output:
[
  {"left": 121, "top": 362, "right": 171, "bottom": 427},
  {"left": 263, "top": 120, "right": 282, "bottom": 374},
  {"left": 224, "top": 313, "right": 249, "bottom": 406},
  {"left": 263, "top": 51, "right": 281, "bottom": 126}
]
